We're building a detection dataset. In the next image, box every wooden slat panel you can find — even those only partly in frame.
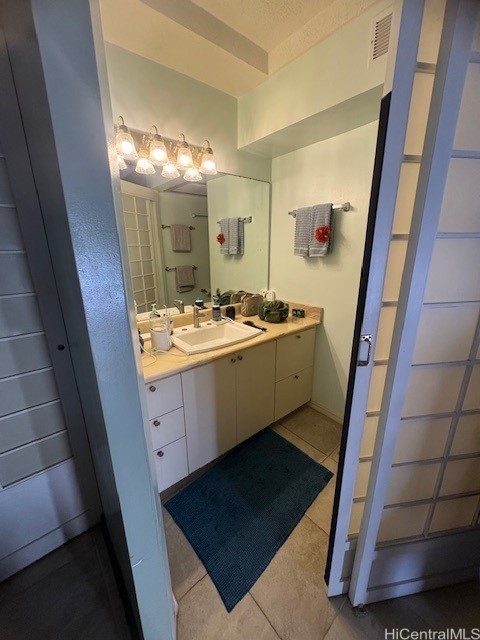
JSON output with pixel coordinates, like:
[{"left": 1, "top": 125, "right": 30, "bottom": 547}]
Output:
[
  {"left": 0, "top": 253, "right": 33, "bottom": 295},
  {"left": 0, "top": 400, "right": 65, "bottom": 454},
  {"left": 0, "top": 207, "right": 24, "bottom": 250},
  {"left": 0, "top": 459, "right": 85, "bottom": 561},
  {"left": 0, "top": 369, "right": 59, "bottom": 417},
  {"left": 0, "top": 430, "right": 71, "bottom": 486},
  {"left": 0, "top": 294, "right": 43, "bottom": 338},
  {"left": 0, "top": 333, "right": 51, "bottom": 378}
]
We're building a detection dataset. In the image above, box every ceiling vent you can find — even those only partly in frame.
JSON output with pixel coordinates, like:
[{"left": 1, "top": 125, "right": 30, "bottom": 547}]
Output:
[{"left": 369, "top": 9, "right": 392, "bottom": 65}]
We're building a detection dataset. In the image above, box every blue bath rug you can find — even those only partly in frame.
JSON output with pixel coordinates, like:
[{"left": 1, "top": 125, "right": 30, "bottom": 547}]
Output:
[{"left": 165, "top": 427, "right": 333, "bottom": 612}]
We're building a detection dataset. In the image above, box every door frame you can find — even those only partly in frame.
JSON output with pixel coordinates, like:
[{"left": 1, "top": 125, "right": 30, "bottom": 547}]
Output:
[{"left": 325, "top": 0, "right": 426, "bottom": 596}]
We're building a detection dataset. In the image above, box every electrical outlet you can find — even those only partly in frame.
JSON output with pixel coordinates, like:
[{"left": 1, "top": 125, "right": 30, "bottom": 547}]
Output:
[{"left": 265, "top": 290, "right": 276, "bottom": 302}]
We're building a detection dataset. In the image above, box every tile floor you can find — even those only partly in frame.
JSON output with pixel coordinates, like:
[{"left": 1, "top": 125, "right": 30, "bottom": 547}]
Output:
[
  {"left": 164, "top": 405, "right": 480, "bottom": 640},
  {"left": 2, "top": 406, "right": 478, "bottom": 639},
  {"left": 0, "top": 525, "right": 133, "bottom": 640}
]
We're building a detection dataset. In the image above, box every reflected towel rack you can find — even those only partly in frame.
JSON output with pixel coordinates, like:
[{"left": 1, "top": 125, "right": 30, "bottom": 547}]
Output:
[
  {"left": 161, "top": 224, "right": 195, "bottom": 230},
  {"left": 165, "top": 265, "right": 197, "bottom": 272},
  {"left": 288, "top": 202, "right": 351, "bottom": 217},
  {"left": 192, "top": 214, "right": 208, "bottom": 218},
  {"left": 216, "top": 216, "right": 252, "bottom": 224}
]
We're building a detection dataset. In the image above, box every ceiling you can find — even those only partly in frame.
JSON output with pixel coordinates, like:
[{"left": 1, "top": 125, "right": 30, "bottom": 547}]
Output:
[{"left": 100, "top": 0, "right": 380, "bottom": 96}]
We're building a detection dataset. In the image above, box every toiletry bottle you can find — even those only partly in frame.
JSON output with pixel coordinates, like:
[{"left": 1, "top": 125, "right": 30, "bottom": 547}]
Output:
[{"left": 212, "top": 296, "right": 221, "bottom": 322}]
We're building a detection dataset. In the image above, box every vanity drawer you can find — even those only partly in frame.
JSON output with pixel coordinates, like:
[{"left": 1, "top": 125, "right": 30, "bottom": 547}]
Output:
[
  {"left": 145, "top": 374, "right": 183, "bottom": 420},
  {"left": 276, "top": 328, "right": 316, "bottom": 382},
  {"left": 154, "top": 437, "right": 189, "bottom": 493},
  {"left": 149, "top": 407, "right": 185, "bottom": 450},
  {"left": 274, "top": 367, "right": 313, "bottom": 421}
]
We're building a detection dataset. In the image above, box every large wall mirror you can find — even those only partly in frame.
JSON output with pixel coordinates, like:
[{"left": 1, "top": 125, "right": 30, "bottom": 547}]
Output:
[{"left": 120, "top": 170, "right": 270, "bottom": 314}]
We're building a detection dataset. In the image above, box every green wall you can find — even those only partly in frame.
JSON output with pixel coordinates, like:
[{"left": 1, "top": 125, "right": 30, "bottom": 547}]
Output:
[{"left": 104, "top": 43, "right": 271, "bottom": 182}]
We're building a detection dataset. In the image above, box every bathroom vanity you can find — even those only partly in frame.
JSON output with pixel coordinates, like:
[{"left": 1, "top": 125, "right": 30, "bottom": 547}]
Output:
[{"left": 142, "top": 313, "right": 320, "bottom": 492}]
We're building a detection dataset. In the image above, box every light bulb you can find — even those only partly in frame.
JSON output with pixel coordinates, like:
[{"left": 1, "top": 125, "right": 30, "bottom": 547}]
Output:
[
  {"left": 148, "top": 126, "right": 168, "bottom": 166},
  {"left": 176, "top": 134, "right": 193, "bottom": 169},
  {"left": 161, "top": 161, "right": 180, "bottom": 179},
  {"left": 199, "top": 141, "right": 217, "bottom": 175},
  {"left": 117, "top": 155, "right": 127, "bottom": 170},
  {"left": 115, "top": 117, "right": 138, "bottom": 160},
  {"left": 135, "top": 139, "right": 156, "bottom": 175},
  {"left": 184, "top": 167, "right": 202, "bottom": 182},
  {"left": 149, "top": 139, "right": 168, "bottom": 165}
]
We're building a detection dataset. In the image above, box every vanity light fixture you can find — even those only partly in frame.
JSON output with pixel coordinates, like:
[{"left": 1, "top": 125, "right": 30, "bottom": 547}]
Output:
[
  {"left": 161, "top": 161, "right": 181, "bottom": 179},
  {"left": 115, "top": 116, "right": 138, "bottom": 160},
  {"left": 117, "top": 155, "right": 127, "bottom": 170},
  {"left": 114, "top": 118, "right": 216, "bottom": 181},
  {"left": 135, "top": 136, "right": 156, "bottom": 174},
  {"left": 148, "top": 125, "right": 168, "bottom": 166},
  {"left": 199, "top": 140, "right": 217, "bottom": 175},
  {"left": 176, "top": 133, "right": 193, "bottom": 169},
  {"left": 184, "top": 167, "right": 202, "bottom": 182}
]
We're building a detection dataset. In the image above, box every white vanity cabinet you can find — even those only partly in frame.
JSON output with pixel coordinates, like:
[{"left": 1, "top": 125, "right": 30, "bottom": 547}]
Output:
[
  {"left": 145, "top": 325, "right": 316, "bottom": 490},
  {"left": 182, "top": 341, "right": 276, "bottom": 473},
  {"left": 145, "top": 374, "right": 188, "bottom": 492},
  {"left": 182, "top": 355, "right": 237, "bottom": 474},
  {"left": 274, "top": 328, "right": 316, "bottom": 421}
]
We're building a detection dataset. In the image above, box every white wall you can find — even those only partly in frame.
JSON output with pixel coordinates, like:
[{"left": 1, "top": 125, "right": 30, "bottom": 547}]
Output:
[
  {"left": 270, "top": 122, "right": 378, "bottom": 420},
  {"left": 237, "top": 0, "right": 390, "bottom": 151},
  {"left": 158, "top": 192, "right": 210, "bottom": 305},
  {"left": 207, "top": 175, "right": 270, "bottom": 295}
]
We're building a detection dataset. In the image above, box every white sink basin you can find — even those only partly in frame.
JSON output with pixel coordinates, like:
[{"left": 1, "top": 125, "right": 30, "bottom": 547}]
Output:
[{"left": 172, "top": 320, "right": 262, "bottom": 354}]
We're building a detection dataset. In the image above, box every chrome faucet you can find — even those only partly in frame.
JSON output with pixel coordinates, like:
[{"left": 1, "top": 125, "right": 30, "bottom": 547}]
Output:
[
  {"left": 173, "top": 299, "right": 184, "bottom": 313},
  {"left": 193, "top": 305, "right": 205, "bottom": 328}
]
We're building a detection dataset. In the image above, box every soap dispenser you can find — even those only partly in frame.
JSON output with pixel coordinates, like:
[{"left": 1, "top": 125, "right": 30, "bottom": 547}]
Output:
[{"left": 212, "top": 295, "right": 221, "bottom": 322}]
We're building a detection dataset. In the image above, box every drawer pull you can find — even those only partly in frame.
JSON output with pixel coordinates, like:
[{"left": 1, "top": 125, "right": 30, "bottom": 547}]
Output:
[
  {"left": 149, "top": 385, "right": 156, "bottom": 392},
  {"left": 237, "top": 355, "right": 243, "bottom": 361},
  {"left": 294, "top": 375, "right": 299, "bottom": 379},
  {"left": 153, "top": 419, "right": 160, "bottom": 427},
  {"left": 231, "top": 358, "right": 236, "bottom": 363},
  {"left": 157, "top": 450, "right": 164, "bottom": 458}
]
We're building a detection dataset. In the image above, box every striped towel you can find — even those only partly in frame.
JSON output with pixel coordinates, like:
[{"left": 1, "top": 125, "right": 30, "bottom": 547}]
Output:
[
  {"left": 238, "top": 219, "right": 244, "bottom": 255},
  {"left": 219, "top": 219, "right": 229, "bottom": 255},
  {"left": 292, "top": 204, "right": 333, "bottom": 257},
  {"left": 309, "top": 203, "right": 332, "bottom": 257},
  {"left": 228, "top": 217, "right": 244, "bottom": 255},
  {"left": 292, "top": 209, "right": 311, "bottom": 257}
]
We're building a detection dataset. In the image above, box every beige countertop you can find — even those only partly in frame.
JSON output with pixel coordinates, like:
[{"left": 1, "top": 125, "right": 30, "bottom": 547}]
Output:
[{"left": 141, "top": 312, "right": 321, "bottom": 383}]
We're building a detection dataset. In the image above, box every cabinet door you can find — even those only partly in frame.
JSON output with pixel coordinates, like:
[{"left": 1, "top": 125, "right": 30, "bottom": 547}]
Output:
[
  {"left": 274, "top": 367, "right": 314, "bottom": 421},
  {"left": 153, "top": 437, "right": 188, "bottom": 492},
  {"left": 236, "top": 342, "right": 276, "bottom": 443},
  {"left": 182, "top": 357, "right": 237, "bottom": 473},
  {"left": 276, "top": 328, "right": 316, "bottom": 381}
]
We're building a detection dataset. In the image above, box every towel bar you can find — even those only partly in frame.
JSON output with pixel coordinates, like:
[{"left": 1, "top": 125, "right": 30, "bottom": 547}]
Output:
[
  {"left": 162, "top": 224, "right": 195, "bottom": 230},
  {"left": 191, "top": 214, "right": 208, "bottom": 218},
  {"left": 288, "top": 202, "right": 350, "bottom": 217},
  {"left": 216, "top": 216, "right": 252, "bottom": 224},
  {"left": 165, "top": 265, "right": 197, "bottom": 272}
]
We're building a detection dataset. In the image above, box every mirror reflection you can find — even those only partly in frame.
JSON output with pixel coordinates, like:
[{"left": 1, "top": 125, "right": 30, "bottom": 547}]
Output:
[{"left": 120, "top": 172, "right": 270, "bottom": 314}]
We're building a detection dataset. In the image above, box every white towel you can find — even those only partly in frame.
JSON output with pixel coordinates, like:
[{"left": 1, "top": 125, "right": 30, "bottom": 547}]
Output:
[
  {"left": 309, "top": 203, "right": 332, "bottom": 257},
  {"left": 219, "top": 219, "right": 229, "bottom": 255},
  {"left": 170, "top": 224, "right": 191, "bottom": 252},
  {"left": 292, "top": 209, "right": 310, "bottom": 257}
]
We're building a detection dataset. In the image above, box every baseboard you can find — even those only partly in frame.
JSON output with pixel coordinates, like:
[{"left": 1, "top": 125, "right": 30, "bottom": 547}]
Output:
[
  {"left": 0, "top": 509, "right": 99, "bottom": 582},
  {"left": 308, "top": 401, "right": 344, "bottom": 425}
]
